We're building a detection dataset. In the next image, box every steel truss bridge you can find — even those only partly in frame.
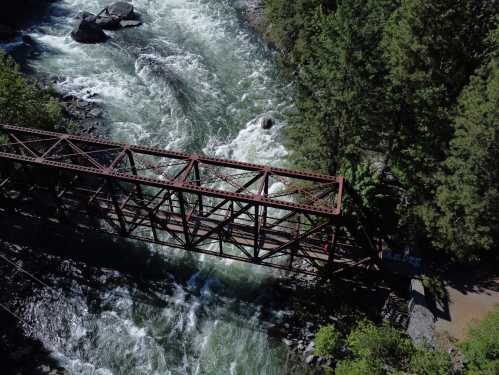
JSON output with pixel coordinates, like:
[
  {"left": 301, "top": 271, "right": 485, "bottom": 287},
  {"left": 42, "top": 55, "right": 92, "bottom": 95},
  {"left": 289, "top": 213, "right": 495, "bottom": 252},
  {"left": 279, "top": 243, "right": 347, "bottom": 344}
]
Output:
[{"left": 0, "top": 124, "right": 381, "bottom": 276}]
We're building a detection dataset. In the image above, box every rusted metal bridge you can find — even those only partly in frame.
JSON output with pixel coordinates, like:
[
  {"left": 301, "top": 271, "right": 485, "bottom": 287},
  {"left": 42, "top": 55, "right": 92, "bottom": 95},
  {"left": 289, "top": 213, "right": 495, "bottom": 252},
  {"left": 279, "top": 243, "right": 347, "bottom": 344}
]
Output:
[{"left": 0, "top": 124, "right": 381, "bottom": 276}]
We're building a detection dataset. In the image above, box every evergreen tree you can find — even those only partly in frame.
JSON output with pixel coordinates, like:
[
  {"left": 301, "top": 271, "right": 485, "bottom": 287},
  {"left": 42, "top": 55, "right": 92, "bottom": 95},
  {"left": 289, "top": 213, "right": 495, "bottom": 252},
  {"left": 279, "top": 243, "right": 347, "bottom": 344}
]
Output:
[
  {"left": 422, "top": 27, "right": 499, "bottom": 261},
  {"left": 381, "top": 0, "right": 498, "bottom": 197},
  {"left": 284, "top": 0, "right": 397, "bottom": 174},
  {"left": 264, "top": 0, "right": 326, "bottom": 56},
  {"left": 265, "top": 0, "right": 499, "bottom": 261}
]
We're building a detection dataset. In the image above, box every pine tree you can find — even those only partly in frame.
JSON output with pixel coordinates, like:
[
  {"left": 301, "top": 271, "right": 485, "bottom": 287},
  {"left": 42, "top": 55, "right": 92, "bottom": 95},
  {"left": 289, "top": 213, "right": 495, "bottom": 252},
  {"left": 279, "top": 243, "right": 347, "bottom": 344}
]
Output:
[
  {"left": 381, "top": 0, "right": 498, "bottom": 198},
  {"left": 285, "top": 0, "right": 397, "bottom": 175},
  {"left": 423, "top": 27, "right": 499, "bottom": 261}
]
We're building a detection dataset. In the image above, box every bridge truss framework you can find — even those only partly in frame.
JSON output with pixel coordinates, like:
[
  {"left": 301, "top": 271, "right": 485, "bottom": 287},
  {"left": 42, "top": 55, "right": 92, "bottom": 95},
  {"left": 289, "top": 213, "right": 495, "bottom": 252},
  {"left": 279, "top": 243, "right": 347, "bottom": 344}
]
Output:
[{"left": 0, "top": 124, "right": 381, "bottom": 276}]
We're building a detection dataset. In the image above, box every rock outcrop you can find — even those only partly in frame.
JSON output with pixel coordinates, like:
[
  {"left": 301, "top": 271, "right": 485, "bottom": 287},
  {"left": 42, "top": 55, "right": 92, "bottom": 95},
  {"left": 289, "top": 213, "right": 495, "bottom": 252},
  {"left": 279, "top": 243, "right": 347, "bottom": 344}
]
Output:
[
  {"left": 95, "top": 15, "right": 121, "bottom": 30},
  {"left": 106, "top": 1, "right": 135, "bottom": 20},
  {"left": 407, "top": 278, "right": 435, "bottom": 345},
  {"left": 120, "top": 20, "right": 143, "bottom": 28},
  {"left": 71, "top": 2, "right": 142, "bottom": 43},
  {"left": 258, "top": 116, "right": 274, "bottom": 130},
  {"left": 71, "top": 18, "right": 107, "bottom": 44}
]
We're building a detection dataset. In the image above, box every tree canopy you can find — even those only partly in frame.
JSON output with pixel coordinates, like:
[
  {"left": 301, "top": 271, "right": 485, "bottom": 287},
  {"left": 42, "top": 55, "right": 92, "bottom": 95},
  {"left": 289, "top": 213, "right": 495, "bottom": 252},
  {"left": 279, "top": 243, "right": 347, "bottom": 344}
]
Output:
[{"left": 265, "top": 0, "right": 499, "bottom": 262}]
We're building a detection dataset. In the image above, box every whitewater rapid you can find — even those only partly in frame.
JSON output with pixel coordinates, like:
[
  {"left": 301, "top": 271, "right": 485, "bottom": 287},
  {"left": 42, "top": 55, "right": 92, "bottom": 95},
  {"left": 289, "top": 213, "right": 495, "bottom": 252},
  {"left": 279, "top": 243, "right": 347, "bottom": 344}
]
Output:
[{"left": 10, "top": 1, "right": 304, "bottom": 374}]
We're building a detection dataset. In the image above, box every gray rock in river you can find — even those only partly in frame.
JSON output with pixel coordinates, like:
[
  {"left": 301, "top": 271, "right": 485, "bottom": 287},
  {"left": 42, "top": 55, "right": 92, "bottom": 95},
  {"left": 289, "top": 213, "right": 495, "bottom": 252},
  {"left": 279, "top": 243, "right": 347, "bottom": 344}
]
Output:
[
  {"left": 107, "top": 2, "right": 135, "bottom": 20},
  {"left": 258, "top": 116, "right": 274, "bottom": 130},
  {"left": 120, "top": 20, "right": 143, "bottom": 28},
  {"left": 71, "top": 18, "right": 108, "bottom": 44},
  {"left": 96, "top": 16, "right": 121, "bottom": 30},
  {"left": 78, "top": 11, "right": 97, "bottom": 23},
  {"left": 95, "top": 2, "right": 141, "bottom": 30}
]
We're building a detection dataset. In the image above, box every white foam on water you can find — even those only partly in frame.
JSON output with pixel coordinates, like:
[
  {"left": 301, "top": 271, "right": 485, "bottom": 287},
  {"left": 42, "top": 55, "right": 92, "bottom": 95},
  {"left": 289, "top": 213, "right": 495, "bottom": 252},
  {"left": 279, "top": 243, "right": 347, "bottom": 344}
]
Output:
[
  {"left": 206, "top": 117, "right": 288, "bottom": 166},
  {"left": 230, "top": 360, "right": 238, "bottom": 375},
  {"left": 16, "top": 0, "right": 296, "bottom": 373}
]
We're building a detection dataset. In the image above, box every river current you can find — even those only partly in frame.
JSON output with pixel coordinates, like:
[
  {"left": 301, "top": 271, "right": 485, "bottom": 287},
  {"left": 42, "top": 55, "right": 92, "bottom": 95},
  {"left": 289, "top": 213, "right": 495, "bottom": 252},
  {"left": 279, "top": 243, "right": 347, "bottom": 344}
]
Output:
[{"left": 7, "top": 1, "right": 301, "bottom": 374}]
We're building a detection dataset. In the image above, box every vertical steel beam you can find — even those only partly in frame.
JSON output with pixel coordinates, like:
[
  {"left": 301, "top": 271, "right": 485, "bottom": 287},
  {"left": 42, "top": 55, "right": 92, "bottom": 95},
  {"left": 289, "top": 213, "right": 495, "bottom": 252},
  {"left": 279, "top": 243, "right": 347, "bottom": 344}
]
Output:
[
  {"left": 150, "top": 217, "right": 159, "bottom": 242},
  {"left": 218, "top": 232, "right": 223, "bottom": 255},
  {"left": 126, "top": 150, "right": 159, "bottom": 238},
  {"left": 177, "top": 191, "right": 190, "bottom": 247},
  {"left": 107, "top": 179, "right": 127, "bottom": 235},
  {"left": 49, "top": 168, "right": 66, "bottom": 221},
  {"left": 262, "top": 172, "right": 269, "bottom": 227},
  {"left": 126, "top": 150, "right": 145, "bottom": 202},
  {"left": 253, "top": 204, "right": 260, "bottom": 259},
  {"left": 328, "top": 219, "right": 338, "bottom": 268},
  {"left": 193, "top": 160, "right": 203, "bottom": 215},
  {"left": 289, "top": 214, "right": 302, "bottom": 269}
]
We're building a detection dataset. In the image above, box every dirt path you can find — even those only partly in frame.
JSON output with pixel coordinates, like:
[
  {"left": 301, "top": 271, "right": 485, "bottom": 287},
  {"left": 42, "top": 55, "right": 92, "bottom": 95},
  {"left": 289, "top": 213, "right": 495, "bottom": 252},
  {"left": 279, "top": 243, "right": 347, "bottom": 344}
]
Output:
[{"left": 435, "top": 274, "right": 499, "bottom": 341}]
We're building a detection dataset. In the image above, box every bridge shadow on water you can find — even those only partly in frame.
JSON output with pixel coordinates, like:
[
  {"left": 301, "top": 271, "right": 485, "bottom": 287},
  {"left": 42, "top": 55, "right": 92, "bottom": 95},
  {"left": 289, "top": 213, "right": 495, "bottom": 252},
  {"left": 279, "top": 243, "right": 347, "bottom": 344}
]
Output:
[
  {"left": 0, "top": 211, "right": 285, "bottom": 305},
  {"left": 0, "top": 211, "right": 408, "bottom": 373}
]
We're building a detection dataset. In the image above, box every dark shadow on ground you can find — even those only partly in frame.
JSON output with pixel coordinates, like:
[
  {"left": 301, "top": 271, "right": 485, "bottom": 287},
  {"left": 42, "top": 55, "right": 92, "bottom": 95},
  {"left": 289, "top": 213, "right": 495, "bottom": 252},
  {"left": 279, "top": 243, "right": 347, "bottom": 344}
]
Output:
[{"left": 422, "top": 255, "right": 498, "bottom": 324}]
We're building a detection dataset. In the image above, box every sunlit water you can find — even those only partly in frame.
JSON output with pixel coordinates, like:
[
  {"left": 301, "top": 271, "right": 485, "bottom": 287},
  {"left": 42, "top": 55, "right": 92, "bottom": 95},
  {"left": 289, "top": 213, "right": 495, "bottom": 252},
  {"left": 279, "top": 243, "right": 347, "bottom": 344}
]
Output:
[{"left": 6, "top": 1, "right": 302, "bottom": 374}]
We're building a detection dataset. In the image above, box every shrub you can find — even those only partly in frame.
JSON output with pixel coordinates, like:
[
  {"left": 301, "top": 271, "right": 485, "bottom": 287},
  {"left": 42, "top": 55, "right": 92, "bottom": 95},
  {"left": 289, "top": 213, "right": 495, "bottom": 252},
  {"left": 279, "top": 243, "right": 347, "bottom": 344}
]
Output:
[
  {"left": 461, "top": 306, "right": 499, "bottom": 374},
  {"left": 315, "top": 324, "right": 342, "bottom": 357},
  {"left": 0, "top": 51, "right": 63, "bottom": 130},
  {"left": 347, "top": 320, "right": 413, "bottom": 369},
  {"left": 421, "top": 274, "right": 448, "bottom": 306},
  {"left": 335, "top": 359, "right": 385, "bottom": 375},
  {"left": 410, "top": 344, "right": 453, "bottom": 375}
]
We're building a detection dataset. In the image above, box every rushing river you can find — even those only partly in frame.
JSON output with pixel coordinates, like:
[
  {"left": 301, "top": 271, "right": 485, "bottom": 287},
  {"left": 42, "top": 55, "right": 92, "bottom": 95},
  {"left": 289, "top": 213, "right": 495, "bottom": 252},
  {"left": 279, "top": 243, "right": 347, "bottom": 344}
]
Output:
[{"left": 7, "top": 1, "right": 303, "bottom": 374}]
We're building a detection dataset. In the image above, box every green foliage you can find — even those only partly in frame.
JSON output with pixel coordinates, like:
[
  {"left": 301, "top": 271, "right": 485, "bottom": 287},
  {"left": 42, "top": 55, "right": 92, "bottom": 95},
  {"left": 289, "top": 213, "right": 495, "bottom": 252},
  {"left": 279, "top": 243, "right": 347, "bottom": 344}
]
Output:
[
  {"left": 335, "top": 358, "right": 385, "bottom": 375},
  {"left": 341, "top": 163, "right": 380, "bottom": 210},
  {"left": 461, "top": 306, "right": 499, "bottom": 374},
  {"left": 0, "top": 51, "right": 63, "bottom": 130},
  {"left": 264, "top": 0, "right": 326, "bottom": 56},
  {"left": 315, "top": 324, "right": 342, "bottom": 357},
  {"left": 421, "top": 25, "right": 499, "bottom": 261},
  {"left": 421, "top": 275, "right": 448, "bottom": 306},
  {"left": 312, "top": 318, "right": 489, "bottom": 374},
  {"left": 313, "top": 307, "right": 497, "bottom": 375},
  {"left": 347, "top": 320, "right": 413, "bottom": 369},
  {"left": 270, "top": 0, "right": 398, "bottom": 174},
  {"left": 410, "top": 344, "right": 453, "bottom": 375},
  {"left": 381, "top": 0, "right": 497, "bottom": 197},
  {"left": 266, "top": 0, "right": 499, "bottom": 262}
]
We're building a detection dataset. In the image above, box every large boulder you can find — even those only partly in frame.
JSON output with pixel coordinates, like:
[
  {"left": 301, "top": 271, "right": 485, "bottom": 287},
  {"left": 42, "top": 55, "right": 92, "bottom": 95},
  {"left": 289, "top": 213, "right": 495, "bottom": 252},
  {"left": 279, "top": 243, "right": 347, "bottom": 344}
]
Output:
[
  {"left": 0, "top": 24, "right": 16, "bottom": 41},
  {"left": 78, "top": 11, "right": 97, "bottom": 22},
  {"left": 71, "top": 18, "right": 107, "bottom": 44},
  {"left": 119, "top": 20, "right": 142, "bottom": 28},
  {"left": 96, "top": 16, "right": 121, "bottom": 30},
  {"left": 258, "top": 116, "right": 274, "bottom": 130},
  {"left": 107, "top": 2, "right": 135, "bottom": 20}
]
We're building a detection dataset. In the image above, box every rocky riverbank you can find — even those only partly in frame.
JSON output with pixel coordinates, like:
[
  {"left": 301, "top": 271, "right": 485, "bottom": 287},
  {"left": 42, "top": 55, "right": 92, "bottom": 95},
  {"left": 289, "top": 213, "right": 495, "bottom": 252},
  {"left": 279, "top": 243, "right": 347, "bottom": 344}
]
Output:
[
  {"left": 29, "top": 74, "right": 108, "bottom": 137},
  {"left": 271, "top": 270, "right": 410, "bottom": 373}
]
